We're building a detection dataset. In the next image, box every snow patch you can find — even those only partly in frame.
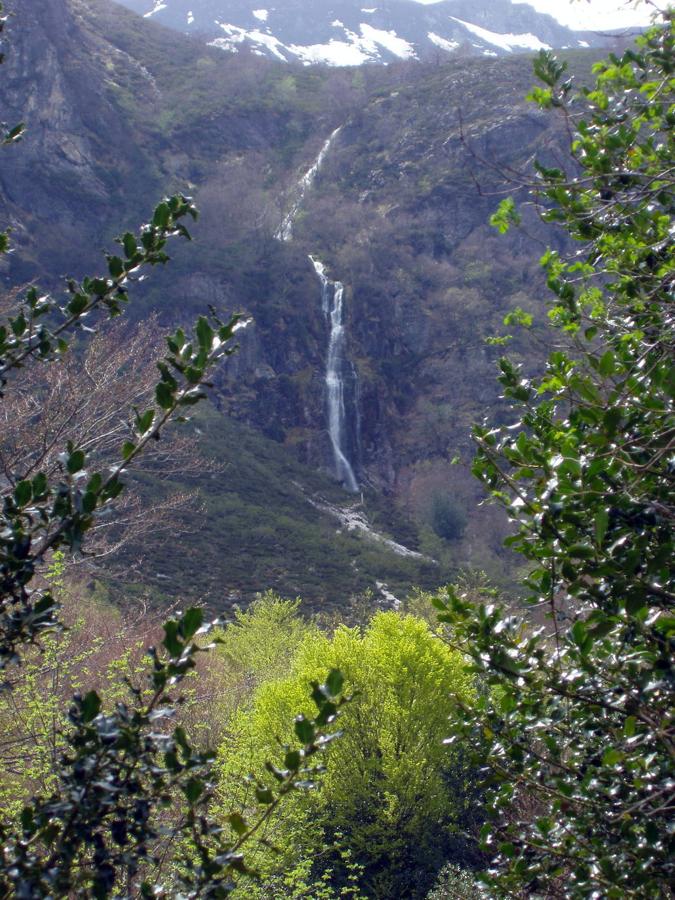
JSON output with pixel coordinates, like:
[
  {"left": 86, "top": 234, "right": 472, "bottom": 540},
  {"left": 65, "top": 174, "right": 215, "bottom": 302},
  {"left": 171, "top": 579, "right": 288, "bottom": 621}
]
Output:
[
  {"left": 428, "top": 31, "right": 459, "bottom": 52},
  {"left": 187, "top": 10, "right": 194, "bottom": 24},
  {"left": 211, "top": 22, "right": 288, "bottom": 60},
  {"left": 252, "top": 8, "right": 268, "bottom": 22},
  {"left": 450, "top": 16, "right": 552, "bottom": 52},
  {"left": 289, "top": 38, "right": 373, "bottom": 66},
  {"left": 359, "top": 23, "right": 417, "bottom": 59},
  {"left": 208, "top": 14, "right": 414, "bottom": 66},
  {"left": 361, "top": 7, "right": 377, "bottom": 11},
  {"left": 578, "top": 39, "right": 589, "bottom": 47},
  {"left": 143, "top": 1, "right": 166, "bottom": 18},
  {"left": 289, "top": 23, "right": 415, "bottom": 66}
]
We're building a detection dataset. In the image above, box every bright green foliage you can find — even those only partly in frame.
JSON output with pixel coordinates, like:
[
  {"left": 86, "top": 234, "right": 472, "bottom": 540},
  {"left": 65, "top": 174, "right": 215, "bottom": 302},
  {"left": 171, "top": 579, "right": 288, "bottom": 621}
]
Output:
[
  {"left": 217, "top": 612, "right": 477, "bottom": 899},
  {"left": 216, "top": 593, "right": 318, "bottom": 692},
  {"left": 435, "top": 15, "right": 674, "bottom": 899},
  {"left": 0, "top": 604, "right": 346, "bottom": 897}
]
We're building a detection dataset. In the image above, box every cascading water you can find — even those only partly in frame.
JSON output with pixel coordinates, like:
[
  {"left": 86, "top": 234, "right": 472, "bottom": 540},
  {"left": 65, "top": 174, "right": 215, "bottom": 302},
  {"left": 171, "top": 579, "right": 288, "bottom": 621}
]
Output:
[
  {"left": 310, "top": 256, "right": 359, "bottom": 492},
  {"left": 273, "top": 127, "right": 359, "bottom": 491},
  {"left": 275, "top": 126, "right": 341, "bottom": 243}
]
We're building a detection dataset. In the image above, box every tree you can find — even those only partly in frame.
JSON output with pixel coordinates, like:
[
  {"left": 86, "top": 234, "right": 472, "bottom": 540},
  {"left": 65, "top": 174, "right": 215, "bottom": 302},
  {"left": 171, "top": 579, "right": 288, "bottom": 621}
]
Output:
[
  {"left": 434, "top": 13, "right": 674, "bottom": 898},
  {"left": 216, "top": 611, "right": 479, "bottom": 899},
  {"left": 0, "top": 315, "right": 219, "bottom": 574},
  {"left": 0, "top": 7, "right": 345, "bottom": 895}
]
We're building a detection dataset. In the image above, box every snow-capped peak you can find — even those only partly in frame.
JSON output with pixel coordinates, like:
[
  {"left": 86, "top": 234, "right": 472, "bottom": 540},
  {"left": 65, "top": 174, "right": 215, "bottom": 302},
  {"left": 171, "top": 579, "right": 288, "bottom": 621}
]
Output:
[{"left": 119, "top": 0, "right": 630, "bottom": 66}]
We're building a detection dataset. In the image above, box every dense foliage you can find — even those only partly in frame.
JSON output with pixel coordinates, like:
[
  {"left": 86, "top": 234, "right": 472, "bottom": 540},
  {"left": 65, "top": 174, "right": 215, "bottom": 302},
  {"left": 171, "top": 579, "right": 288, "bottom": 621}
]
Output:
[
  {"left": 216, "top": 607, "right": 480, "bottom": 899},
  {"left": 435, "top": 14, "right": 674, "bottom": 898}
]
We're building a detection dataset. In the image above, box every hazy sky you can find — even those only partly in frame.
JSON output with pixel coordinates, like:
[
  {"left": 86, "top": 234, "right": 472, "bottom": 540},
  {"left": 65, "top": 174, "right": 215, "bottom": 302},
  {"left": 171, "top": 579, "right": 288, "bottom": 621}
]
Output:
[{"left": 411, "top": 1, "right": 657, "bottom": 29}]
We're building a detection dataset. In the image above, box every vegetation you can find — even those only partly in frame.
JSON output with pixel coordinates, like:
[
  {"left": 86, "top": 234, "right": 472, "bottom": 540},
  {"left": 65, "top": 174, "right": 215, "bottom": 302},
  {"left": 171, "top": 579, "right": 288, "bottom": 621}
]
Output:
[
  {"left": 120, "top": 405, "right": 443, "bottom": 609},
  {"left": 435, "top": 14, "right": 674, "bottom": 897},
  {"left": 0, "top": 7, "right": 348, "bottom": 893},
  {"left": 216, "top": 606, "right": 480, "bottom": 899},
  {"left": 10, "top": 0, "right": 591, "bottom": 601},
  {"left": 1, "top": 0, "right": 673, "bottom": 896}
]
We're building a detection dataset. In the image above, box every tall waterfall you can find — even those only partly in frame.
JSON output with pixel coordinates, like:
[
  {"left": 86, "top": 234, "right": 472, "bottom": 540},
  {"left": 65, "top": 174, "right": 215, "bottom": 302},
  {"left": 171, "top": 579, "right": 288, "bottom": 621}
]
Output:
[
  {"left": 273, "top": 128, "right": 359, "bottom": 491},
  {"left": 310, "top": 256, "right": 359, "bottom": 493},
  {"left": 275, "top": 127, "right": 341, "bottom": 243}
]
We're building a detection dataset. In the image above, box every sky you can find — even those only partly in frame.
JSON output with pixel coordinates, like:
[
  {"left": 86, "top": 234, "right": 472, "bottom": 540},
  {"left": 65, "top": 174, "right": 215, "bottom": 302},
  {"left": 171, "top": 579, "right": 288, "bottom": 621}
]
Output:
[{"left": 410, "top": 0, "right": 657, "bottom": 30}]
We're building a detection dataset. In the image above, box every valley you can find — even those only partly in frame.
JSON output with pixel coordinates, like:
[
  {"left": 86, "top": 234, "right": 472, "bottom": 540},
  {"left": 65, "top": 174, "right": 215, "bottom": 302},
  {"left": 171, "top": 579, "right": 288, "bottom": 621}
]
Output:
[{"left": 0, "top": 1, "right": 671, "bottom": 897}]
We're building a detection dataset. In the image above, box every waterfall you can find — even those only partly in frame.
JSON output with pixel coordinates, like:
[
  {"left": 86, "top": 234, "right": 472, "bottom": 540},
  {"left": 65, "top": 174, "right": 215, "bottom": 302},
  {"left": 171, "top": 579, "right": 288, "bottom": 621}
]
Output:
[
  {"left": 273, "top": 127, "right": 359, "bottom": 491},
  {"left": 275, "top": 126, "right": 341, "bottom": 242},
  {"left": 310, "top": 256, "right": 359, "bottom": 493}
]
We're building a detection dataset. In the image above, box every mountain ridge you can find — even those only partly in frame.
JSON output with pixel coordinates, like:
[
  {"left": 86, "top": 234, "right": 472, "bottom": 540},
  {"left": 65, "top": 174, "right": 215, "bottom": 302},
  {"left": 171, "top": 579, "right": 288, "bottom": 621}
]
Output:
[{"left": 114, "top": 0, "right": 626, "bottom": 64}]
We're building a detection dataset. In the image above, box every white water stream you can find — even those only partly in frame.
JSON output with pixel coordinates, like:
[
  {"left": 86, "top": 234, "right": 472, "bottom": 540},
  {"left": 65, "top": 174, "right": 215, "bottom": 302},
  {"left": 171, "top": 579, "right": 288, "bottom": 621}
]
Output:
[
  {"left": 310, "top": 256, "right": 359, "bottom": 492},
  {"left": 274, "top": 126, "right": 359, "bottom": 491},
  {"left": 296, "top": 485, "right": 436, "bottom": 563},
  {"left": 275, "top": 126, "right": 341, "bottom": 242}
]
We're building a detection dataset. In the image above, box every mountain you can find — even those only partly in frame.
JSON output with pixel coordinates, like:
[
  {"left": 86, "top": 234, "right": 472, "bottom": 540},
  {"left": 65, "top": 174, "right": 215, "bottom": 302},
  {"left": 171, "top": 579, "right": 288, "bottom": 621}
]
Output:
[
  {"left": 114, "top": 0, "right": 617, "bottom": 64},
  {"left": 1, "top": 0, "right": 613, "bottom": 607}
]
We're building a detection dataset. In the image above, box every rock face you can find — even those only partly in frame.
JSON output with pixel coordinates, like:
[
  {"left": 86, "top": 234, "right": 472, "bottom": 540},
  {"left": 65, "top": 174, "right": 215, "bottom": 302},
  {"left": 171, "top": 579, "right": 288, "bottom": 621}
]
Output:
[
  {"left": 114, "top": 0, "right": 620, "bottom": 64},
  {"left": 0, "top": 0, "right": 594, "bottom": 577},
  {"left": 0, "top": 0, "right": 165, "bottom": 282}
]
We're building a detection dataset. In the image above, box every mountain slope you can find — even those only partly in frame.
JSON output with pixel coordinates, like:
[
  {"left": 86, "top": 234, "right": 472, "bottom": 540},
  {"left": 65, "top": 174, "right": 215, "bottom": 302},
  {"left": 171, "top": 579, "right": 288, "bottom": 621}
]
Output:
[
  {"left": 115, "top": 0, "right": 619, "bottom": 63},
  {"left": 1, "top": 0, "right": 610, "bottom": 606}
]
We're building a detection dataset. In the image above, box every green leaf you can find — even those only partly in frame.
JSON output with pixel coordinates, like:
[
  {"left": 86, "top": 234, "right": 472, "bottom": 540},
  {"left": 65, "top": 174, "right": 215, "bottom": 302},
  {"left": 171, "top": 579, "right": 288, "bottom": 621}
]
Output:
[
  {"left": 227, "top": 813, "right": 248, "bottom": 836},
  {"left": 180, "top": 607, "right": 203, "bottom": 641},
  {"left": 602, "top": 748, "right": 622, "bottom": 767},
  {"left": 152, "top": 202, "right": 171, "bottom": 229},
  {"left": 184, "top": 777, "right": 205, "bottom": 803},
  {"left": 66, "top": 450, "right": 86, "bottom": 474},
  {"left": 122, "top": 232, "right": 137, "bottom": 257},
  {"left": 80, "top": 691, "right": 101, "bottom": 724},
  {"left": 162, "top": 620, "right": 183, "bottom": 657},
  {"left": 196, "top": 316, "right": 214, "bottom": 351},
  {"left": 598, "top": 350, "right": 615, "bottom": 376},
  {"left": 284, "top": 750, "right": 301, "bottom": 771},
  {"left": 490, "top": 197, "right": 521, "bottom": 234},
  {"left": 67, "top": 293, "right": 88, "bottom": 316},
  {"left": 603, "top": 407, "right": 621, "bottom": 437},
  {"left": 294, "top": 716, "right": 315, "bottom": 745},
  {"left": 31, "top": 473, "right": 47, "bottom": 497},
  {"left": 155, "top": 381, "right": 174, "bottom": 410},
  {"left": 594, "top": 508, "right": 609, "bottom": 545},
  {"left": 255, "top": 787, "right": 274, "bottom": 805},
  {"left": 11, "top": 314, "right": 26, "bottom": 337},
  {"left": 107, "top": 255, "right": 124, "bottom": 278},
  {"left": 325, "top": 669, "right": 344, "bottom": 697},
  {"left": 14, "top": 480, "right": 32, "bottom": 506},
  {"left": 136, "top": 409, "right": 155, "bottom": 434}
]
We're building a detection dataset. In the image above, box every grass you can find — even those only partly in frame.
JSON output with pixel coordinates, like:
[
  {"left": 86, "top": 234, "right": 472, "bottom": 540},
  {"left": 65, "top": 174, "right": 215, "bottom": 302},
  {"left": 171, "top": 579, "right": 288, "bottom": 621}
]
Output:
[{"left": 117, "top": 405, "right": 448, "bottom": 615}]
